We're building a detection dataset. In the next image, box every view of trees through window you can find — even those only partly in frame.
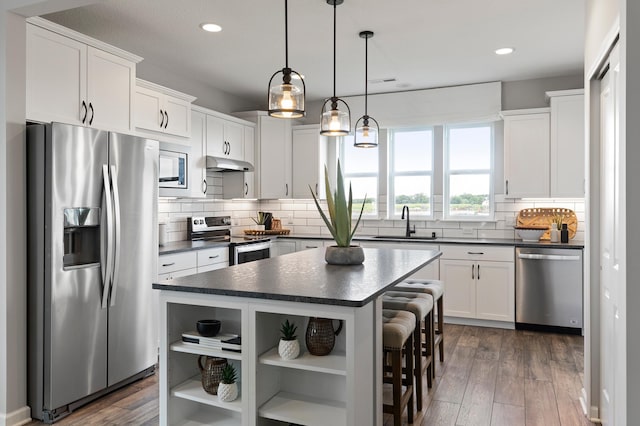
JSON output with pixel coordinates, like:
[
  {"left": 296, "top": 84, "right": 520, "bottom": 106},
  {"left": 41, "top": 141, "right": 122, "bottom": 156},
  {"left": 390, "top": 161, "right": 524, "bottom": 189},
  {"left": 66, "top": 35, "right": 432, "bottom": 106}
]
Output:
[{"left": 340, "top": 135, "right": 378, "bottom": 215}]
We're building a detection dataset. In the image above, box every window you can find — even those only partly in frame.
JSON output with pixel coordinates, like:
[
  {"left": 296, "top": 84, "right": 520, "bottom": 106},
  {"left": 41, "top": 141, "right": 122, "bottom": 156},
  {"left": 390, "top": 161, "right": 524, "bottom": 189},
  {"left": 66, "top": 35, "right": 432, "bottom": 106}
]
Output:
[
  {"left": 444, "top": 123, "right": 494, "bottom": 219},
  {"left": 388, "top": 128, "right": 434, "bottom": 217},
  {"left": 339, "top": 135, "right": 378, "bottom": 216}
]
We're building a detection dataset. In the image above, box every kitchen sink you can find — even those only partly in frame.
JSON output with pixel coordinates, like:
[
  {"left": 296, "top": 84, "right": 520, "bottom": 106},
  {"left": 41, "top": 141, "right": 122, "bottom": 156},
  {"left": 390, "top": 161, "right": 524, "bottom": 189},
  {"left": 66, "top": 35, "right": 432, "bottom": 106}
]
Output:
[{"left": 373, "top": 235, "right": 437, "bottom": 241}]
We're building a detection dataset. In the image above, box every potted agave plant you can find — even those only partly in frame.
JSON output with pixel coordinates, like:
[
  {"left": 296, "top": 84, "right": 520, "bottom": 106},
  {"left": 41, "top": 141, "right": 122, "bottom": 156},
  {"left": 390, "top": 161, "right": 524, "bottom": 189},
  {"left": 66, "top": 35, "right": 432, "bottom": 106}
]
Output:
[
  {"left": 217, "top": 363, "right": 238, "bottom": 402},
  {"left": 278, "top": 319, "right": 300, "bottom": 360},
  {"left": 310, "top": 160, "right": 366, "bottom": 265}
]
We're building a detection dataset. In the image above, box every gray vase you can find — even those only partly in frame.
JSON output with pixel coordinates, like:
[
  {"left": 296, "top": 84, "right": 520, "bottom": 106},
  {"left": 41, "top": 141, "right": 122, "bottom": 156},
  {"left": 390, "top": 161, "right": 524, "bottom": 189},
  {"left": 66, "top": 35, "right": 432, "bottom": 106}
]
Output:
[{"left": 325, "top": 245, "right": 365, "bottom": 265}]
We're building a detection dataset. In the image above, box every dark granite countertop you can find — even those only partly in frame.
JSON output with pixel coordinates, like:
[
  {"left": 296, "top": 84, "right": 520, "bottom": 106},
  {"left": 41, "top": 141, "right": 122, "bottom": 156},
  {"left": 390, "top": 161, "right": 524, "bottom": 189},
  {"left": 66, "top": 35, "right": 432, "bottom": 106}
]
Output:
[{"left": 153, "top": 247, "right": 442, "bottom": 307}]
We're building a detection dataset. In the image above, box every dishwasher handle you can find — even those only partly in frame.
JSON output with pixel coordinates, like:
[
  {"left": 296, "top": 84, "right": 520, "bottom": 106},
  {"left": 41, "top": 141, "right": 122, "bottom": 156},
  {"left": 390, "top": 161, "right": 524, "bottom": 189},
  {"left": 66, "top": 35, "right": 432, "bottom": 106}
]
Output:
[{"left": 518, "top": 253, "right": 581, "bottom": 261}]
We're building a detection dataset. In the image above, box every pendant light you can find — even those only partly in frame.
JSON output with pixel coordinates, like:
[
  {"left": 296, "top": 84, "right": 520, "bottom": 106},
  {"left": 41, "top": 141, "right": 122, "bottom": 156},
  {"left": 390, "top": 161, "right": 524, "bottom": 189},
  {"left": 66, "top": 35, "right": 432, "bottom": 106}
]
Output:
[
  {"left": 320, "top": 0, "right": 351, "bottom": 136},
  {"left": 354, "top": 30, "right": 379, "bottom": 148},
  {"left": 268, "top": 0, "right": 305, "bottom": 118}
]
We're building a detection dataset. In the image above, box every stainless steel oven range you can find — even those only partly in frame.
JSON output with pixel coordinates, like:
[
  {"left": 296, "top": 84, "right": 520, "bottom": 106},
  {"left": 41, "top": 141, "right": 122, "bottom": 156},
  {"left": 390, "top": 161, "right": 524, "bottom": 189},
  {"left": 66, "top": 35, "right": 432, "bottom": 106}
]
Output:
[{"left": 188, "top": 216, "right": 271, "bottom": 265}]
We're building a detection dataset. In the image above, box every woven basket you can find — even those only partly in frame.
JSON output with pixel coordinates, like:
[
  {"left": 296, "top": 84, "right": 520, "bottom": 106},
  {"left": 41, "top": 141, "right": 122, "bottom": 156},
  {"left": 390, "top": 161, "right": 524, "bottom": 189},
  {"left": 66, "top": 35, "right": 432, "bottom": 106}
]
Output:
[{"left": 198, "top": 356, "right": 227, "bottom": 395}]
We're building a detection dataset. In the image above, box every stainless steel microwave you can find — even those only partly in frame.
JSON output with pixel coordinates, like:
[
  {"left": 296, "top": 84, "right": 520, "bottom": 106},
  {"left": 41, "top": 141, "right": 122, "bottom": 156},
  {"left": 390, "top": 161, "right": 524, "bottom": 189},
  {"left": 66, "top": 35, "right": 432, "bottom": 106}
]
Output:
[{"left": 159, "top": 142, "right": 190, "bottom": 197}]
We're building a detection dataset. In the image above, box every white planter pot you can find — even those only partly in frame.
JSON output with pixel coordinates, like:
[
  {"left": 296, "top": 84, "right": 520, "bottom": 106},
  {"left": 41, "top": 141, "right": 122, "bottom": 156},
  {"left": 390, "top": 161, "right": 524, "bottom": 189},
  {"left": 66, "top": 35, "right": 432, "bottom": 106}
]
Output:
[
  {"left": 217, "top": 382, "right": 238, "bottom": 402},
  {"left": 278, "top": 338, "right": 300, "bottom": 360}
]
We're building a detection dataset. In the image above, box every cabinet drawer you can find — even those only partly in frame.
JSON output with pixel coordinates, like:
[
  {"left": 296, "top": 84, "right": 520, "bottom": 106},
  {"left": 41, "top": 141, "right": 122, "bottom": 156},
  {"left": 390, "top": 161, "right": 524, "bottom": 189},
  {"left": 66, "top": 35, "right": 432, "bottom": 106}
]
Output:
[
  {"left": 440, "top": 245, "right": 513, "bottom": 262},
  {"left": 158, "top": 267, "right": 198, "bottom": 281},
  {"left": 197, "top": 247, "right": 229, "bottom": 267},
  {"left": 159, "top": 252, "right": 197, "bottom": 274}
]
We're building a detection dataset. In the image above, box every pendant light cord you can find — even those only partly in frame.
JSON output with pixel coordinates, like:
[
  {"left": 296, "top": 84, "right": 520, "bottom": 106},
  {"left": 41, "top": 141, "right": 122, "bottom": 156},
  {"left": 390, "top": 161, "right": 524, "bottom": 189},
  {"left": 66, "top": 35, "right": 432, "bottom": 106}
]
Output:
[
  {"left": 364, "top": 35, "right": 368, "bottom": 115},
  {"left": 332, "top": 1, "right": 337, "bottom": 98},
  {"left": 284, "top": 0, "right": 289, "bottom": 68}
]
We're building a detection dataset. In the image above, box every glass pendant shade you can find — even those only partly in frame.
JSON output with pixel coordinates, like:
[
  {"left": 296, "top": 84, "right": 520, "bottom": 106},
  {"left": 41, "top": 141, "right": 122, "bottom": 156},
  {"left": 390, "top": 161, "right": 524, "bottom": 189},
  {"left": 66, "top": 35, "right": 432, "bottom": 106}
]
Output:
[
  {"left": 268, "top": 69, "right": 305, "bottom": 118},
  {"left": 267, "top": 0, "right": 305, "bottom": 118},
  {"left": 320, "top": 97, "right": 350, "bottom": 136},
  {"left": 354, "top": 115, "right": 379, "bottom": 148}
]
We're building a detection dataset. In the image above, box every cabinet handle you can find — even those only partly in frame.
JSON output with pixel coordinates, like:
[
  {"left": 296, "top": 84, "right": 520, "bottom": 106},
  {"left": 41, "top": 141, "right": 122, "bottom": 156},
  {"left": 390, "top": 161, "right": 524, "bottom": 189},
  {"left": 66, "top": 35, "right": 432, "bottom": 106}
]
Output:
[
  {"left": 245, "top": 182, "right": 249, "bottom": 195},
  {"left": 505, "top": 179, "right": 509, "bottom": 195},
  {"left": 202, "top": 179, "right": 207, "bottom": 194},
  {"left": 285, "top": 183, "right": 289, "bottom": 196},
  {"left": 88, "top": 102, "right": 94, "bottom": 125},
  {"left": 315, "top": 183, "right": 318, "bottom": 195},
  {"left": 471, "top": 264, "right": 475, "bottom": 279},
  {"left": 160, "top": 110, "right": 165, "bottom": 128},
  {"left": 162, "top": 262, "right": 175, "bottom": 267},
  {"left": 477, "top": 264, "right": 480, "bottom": 280},
  {"left": 164, "top": 111, "right": 169, "bottom": 129},
  {"left": 208, "top": 255, "right": 219, "bottom": 259},
  {"left": 467, "top": 251, "right": 484, "bottom": 255},
  {"left": 81, "top": 100, "right": 88, "bottom": 123},
  {"left": 227, "top": 141, "right": 230, "bottom": 155}
]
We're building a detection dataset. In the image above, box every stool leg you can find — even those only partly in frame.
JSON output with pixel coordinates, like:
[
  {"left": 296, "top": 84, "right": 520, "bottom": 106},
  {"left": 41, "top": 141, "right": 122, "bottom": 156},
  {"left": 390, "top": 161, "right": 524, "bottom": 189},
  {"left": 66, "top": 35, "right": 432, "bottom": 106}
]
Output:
[
  {"left": 413, "top": 322, "right": 422, "bottom": 410},
  {"left": 405, "top": 334, "right": 414, "bottom": 424},
  {"left": 437, "top": 296, "right": 444, "bottom": 362},
  {"left": 392, "top": 349, "right": 402, "bottom": 426}
]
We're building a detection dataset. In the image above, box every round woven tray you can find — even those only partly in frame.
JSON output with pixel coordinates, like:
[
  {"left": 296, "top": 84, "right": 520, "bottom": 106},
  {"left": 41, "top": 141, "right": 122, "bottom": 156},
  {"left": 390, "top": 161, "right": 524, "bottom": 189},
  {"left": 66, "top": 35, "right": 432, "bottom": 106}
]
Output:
[
  {"left": 243, "top": 229, "right": 291, "bottom": 235},
  {"left": 516, "top": 208, "right": 577, "bottom": 240}
]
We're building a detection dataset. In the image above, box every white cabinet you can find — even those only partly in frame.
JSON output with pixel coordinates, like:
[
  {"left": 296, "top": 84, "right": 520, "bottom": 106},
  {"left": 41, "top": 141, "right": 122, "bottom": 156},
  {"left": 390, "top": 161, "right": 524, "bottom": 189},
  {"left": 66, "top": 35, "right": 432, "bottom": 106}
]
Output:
[
  {"left": 439, "top": 245, "right": 514, "bottom": 322},
  {"left": 236, "top": 111, "right": 293, "bottom": 199},
  {"left": 270, "top": 240, "right": 297, "bottom": 257},
  {"left": 190, "top": 110, "right": 208, "bottom": 198},
  {"left": 207, "top": 116, "right": 244, "bottom": 161},
  {"left": 196, "top": 247, "right": 230, "bottom": 273},
  {"left": 359, "top": 241, "right": 440, "bottom": 280},
  {"left": 292, "top": 125, "right": 327, "bottom": 199},
  {"left": 26, "top": 18, "right": 139, "bottom": 133},
  {"left": 159, "top": 247, "right": 230, "bottom": 279},
  {"left": 134, "top": 79, "right": 195, "bottom": 139},
  {"left": 547, "top": 90, "right": 585, "bottom": 197},
  {"left": 502, "top": 108, "right": 550, "bottom": 198},
  {"left": 223, "top": 126, "right": 256, "bottom": 199}
]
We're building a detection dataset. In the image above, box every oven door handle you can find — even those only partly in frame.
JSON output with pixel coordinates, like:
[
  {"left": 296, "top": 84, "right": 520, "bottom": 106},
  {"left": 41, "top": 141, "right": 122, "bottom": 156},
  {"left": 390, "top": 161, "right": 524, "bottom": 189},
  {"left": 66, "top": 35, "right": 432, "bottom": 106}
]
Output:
[{"left": 234, "top": 241, "right": 272, "bottom": 253}]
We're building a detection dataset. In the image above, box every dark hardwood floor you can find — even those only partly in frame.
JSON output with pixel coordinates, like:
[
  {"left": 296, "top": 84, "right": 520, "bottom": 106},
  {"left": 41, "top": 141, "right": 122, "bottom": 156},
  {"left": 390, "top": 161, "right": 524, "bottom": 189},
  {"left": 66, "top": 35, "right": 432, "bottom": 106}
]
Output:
[{"left": 27, "top": 324, "right": 594, "bottom": 426}]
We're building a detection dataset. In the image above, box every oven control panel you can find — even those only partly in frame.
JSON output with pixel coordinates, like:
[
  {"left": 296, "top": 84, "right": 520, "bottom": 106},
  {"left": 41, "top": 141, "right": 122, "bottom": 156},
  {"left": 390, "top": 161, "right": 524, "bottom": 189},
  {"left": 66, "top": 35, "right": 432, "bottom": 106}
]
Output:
[{"left": 189, "top": 216, "right": 231, "bottom": 232}]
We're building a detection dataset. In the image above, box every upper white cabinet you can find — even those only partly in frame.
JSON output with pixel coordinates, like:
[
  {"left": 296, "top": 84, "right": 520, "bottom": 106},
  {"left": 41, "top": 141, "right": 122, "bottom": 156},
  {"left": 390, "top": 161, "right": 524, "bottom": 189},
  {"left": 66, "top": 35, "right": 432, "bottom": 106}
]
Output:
[
  {"left": 206, "top": 115, "right": 245, "bottom": 161},
  {"left": 292, "top": 125, "right": 327, "bottom": 199},
  {"left": 502, "top": 108, "right": 550, "bottom": 198},
  {"left": 134, "top": 79, "right": 195, "bottom": 139},
  {"left": 235, "top": 111, "right": 292, "bottom": 199},
  {"left": 547, "top": 90, "right": 585, "bottom": 198},
  {"left": 189, "top": 109, "right": 208, "bottom": 198},
  {"left": 26, "top": 18, "right": 140, "bottom": 133}
]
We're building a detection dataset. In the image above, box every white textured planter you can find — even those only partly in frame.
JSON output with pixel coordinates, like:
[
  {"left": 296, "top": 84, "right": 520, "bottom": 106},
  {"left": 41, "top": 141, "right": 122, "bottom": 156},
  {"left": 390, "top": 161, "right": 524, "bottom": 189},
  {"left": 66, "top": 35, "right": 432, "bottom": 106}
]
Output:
[
  {"left": 217, "top": 382, "right": 238, "bottom": 402},
  {"left": 278, "top": 338, "right": 300, "bottom": 360}
]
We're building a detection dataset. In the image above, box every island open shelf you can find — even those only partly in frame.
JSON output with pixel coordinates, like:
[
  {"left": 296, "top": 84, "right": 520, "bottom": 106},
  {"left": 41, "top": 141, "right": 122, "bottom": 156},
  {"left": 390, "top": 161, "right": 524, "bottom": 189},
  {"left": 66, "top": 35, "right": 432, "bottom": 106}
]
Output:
[{"left": 155, "top": 247, "right": 442, "bottom": 426}]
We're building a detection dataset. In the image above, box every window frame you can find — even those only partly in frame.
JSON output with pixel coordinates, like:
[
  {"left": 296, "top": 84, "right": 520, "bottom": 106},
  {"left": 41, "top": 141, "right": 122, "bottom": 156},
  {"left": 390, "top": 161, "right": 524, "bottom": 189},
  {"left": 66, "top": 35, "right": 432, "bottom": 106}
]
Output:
[
  {"left": 443, "top": 122, "right": 495, "bottom": 221},
  {"left": 338, "top": 135, "right": 379, "bottom": 218},
  {"left": 387, "top": 127, "right": 435, "bottom": 219}
]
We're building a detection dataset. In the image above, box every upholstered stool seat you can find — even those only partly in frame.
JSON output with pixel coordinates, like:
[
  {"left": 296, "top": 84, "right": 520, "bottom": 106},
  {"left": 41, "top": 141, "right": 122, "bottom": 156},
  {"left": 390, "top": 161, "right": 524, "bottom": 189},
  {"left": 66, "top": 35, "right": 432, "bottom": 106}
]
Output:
[
  {"left": 382, "top": 309, "right": 415, "bottom": 426},
  {"left": 393, "top": 279, "right": 445, "bottom": 376},
  {"left": 383, "top": 291, "right": 434, "bottom": 410}
]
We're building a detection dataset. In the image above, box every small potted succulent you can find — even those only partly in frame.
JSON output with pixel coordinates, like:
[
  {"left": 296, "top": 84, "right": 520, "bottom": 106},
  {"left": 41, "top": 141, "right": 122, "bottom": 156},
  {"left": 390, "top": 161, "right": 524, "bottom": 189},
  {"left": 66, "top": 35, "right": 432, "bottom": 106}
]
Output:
[
  {"left": 217, "top": 363, "right": 238, "bottom": 402},
  {"left": 252, "top": 212, "right": 267, "bottom": 231},
  {"left": 310, "top": 159, "right": 366, "bottom": 265},
  {"left": 278, "top": 319, "right": 300, "bottom": 360}
]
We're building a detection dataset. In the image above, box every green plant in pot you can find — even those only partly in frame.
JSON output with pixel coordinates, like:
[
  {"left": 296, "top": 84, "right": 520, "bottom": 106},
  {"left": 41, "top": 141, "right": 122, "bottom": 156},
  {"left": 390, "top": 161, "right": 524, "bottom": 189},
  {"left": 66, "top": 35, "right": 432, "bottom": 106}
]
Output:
[
  {"left": 310, "top": 160, "right": 366, "bottom": 265},
  {"left": 252, "top": 211, "right": 267, "bottom": 230},
  {"left": 217, "top": 363, "right": 238, "bottom": 402},
  {"left": 278, "top": 319, "right": 300, "bottom": 360}
]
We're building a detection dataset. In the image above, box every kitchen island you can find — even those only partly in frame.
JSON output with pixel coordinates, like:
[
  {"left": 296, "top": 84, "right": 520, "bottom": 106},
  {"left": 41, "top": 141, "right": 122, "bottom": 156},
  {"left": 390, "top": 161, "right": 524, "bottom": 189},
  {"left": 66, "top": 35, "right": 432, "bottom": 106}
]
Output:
[{"left": 153, "top": 247, "right": 441, "bottom": 426}]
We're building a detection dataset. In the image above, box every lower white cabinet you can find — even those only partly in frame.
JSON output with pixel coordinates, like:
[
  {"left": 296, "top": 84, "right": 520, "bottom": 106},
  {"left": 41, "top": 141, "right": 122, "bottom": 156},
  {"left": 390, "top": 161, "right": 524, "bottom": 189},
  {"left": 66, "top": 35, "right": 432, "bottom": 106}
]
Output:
[
  {"left": 270, "top": 240, "right": 297, "bottom": 257},
  {"left": 159, "top": 247, "right": 229, "bottom": 280},
  {"left": 439, "top": 245, "right": 514, "bottom": 322}
]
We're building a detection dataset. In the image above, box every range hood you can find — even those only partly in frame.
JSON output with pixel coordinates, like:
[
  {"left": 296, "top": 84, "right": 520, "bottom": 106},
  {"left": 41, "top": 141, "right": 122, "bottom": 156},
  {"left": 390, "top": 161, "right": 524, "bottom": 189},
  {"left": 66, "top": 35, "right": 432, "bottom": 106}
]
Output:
[{"left": 206, "top": 156, "right": 254, "bottom": 172}]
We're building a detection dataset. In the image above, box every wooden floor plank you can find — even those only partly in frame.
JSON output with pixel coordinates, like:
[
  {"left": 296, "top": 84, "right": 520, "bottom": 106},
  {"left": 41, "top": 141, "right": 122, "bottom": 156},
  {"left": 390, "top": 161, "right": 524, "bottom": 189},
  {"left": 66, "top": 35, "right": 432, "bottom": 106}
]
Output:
[
  {"left": 456, "top": 381, "right": 495, "bottom": 426},
  {"left": 524, "top": 333, "right": 553, "bottom": 381},
  {"left": 524, "top": 378, "right": 561, "bottom": 426},
  {"left": 494, "top": 375, "right": 525, "bottom": 407},
  {"left": 475, "top": 328, "right": 504, "bottom": 361},
  {"left": 420, "top": 400, "right": 460, "bottom": 426},
  {"left": 490, "top": 402, "right": 525, "bottom": 426}
]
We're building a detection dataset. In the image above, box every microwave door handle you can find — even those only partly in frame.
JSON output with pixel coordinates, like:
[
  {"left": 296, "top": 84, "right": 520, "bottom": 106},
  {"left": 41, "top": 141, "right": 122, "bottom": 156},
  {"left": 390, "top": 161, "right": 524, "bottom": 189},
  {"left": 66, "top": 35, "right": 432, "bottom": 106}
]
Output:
[
  {"left": 109, "top": 165, "right": 122, "bottom": 307},
  {"left": 101, "top": 165, "right": 114, "bottom": 309}
]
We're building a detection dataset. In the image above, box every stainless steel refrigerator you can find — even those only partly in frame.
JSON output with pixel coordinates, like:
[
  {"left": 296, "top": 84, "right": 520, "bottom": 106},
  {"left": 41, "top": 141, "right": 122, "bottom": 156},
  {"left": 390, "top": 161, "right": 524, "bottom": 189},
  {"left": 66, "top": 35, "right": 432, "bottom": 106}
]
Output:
[{"left": 27, "top": 122, "right": 159, "bottom": 423}]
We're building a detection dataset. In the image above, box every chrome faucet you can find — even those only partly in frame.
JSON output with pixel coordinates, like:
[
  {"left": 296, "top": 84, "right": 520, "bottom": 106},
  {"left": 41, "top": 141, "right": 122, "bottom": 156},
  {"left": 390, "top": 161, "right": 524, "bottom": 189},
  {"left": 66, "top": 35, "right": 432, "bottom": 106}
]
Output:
[{"left": 401, "top": 206, "right": 416, "bottom": 238}]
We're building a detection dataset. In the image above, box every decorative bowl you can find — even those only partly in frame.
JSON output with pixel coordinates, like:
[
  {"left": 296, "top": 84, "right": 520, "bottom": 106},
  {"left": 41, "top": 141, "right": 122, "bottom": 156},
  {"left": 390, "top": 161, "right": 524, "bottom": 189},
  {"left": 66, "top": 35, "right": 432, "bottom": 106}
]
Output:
[
  {"left": 197, "top": 319, "right": 221, "bottom": 337},
  {"left": 515, "top": 227, "right": 547, "bottom": 242}
]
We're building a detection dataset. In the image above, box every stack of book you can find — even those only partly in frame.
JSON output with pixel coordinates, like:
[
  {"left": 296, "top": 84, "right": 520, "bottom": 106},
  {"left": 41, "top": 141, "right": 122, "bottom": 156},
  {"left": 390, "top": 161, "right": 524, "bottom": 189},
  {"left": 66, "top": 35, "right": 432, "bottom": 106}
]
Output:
[{"left": 181, "top": 331, "right": 242, "bottom": 353}]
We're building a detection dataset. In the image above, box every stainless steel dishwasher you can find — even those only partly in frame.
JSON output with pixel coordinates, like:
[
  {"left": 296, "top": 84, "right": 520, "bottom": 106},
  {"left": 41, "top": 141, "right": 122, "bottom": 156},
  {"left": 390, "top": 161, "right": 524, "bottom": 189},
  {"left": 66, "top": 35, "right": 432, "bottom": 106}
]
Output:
[{"left": 515, "top": 247, "right": 583, "bottom": 334}]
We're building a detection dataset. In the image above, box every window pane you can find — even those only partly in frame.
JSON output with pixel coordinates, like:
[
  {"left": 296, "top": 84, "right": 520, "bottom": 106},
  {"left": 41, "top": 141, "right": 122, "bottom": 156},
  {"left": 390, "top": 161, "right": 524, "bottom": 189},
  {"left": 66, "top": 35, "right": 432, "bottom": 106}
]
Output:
[
  {"left": 393, "top": 176, "right": 431, "bottom": 215},
  {"left": 344, "top": 177, "right": 377, "bottom": 215},
  {"left": 342, "top": 136, "right": 378, "bottom": 173},
  {"left": 449, "top": 126, "right": 491, "bottom": 170},
  {"left": 393, "top": 130, "right": 433, "bottom": 172},
  {"left": 449, "top": 174, "right": 490, "bottom": 216}
]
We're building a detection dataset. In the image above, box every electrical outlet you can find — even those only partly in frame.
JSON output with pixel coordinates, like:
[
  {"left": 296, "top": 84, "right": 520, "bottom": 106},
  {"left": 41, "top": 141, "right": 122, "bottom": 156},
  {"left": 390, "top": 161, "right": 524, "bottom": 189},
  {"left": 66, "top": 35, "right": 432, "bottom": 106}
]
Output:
[{"left": 287, "top": 214, "right": 294, "bottom": 225}]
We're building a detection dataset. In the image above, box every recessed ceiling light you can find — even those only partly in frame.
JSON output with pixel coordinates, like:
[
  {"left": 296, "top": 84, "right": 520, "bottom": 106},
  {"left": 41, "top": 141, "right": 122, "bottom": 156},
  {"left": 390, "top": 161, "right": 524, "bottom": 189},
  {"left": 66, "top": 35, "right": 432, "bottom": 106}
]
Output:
[
  {"left": 495, "top": 47, "right": 514, "bottom": 55},
  {"left": 200, "top": 23, "right": 222, "bottom": 33}
]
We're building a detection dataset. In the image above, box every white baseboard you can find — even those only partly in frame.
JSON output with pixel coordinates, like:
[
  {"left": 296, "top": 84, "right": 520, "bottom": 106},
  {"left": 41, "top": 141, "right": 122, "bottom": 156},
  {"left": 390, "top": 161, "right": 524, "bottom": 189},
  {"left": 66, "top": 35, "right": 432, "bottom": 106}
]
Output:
[
  {"left": 580, "top": 387, "right": 600, "bottom": 423},
  {"left": 444, "top": 316, "right": 515, "bottom": 330},
  {"left": 0, "top": 406, "right": 31, "bottom": 426}
]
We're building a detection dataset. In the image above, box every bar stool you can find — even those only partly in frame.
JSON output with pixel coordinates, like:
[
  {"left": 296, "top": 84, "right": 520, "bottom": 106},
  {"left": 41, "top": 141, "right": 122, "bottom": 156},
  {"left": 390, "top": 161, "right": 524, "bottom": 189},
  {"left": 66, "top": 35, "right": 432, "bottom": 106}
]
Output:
[
  {"left": 382, "top": 309, "right": 415, "bottom": 426},
  {"left": 382, "top": 291, "right": 434, "bottom": 411},
  {"left": 393, "top": 279, "right": 445, "bottom": 376}
]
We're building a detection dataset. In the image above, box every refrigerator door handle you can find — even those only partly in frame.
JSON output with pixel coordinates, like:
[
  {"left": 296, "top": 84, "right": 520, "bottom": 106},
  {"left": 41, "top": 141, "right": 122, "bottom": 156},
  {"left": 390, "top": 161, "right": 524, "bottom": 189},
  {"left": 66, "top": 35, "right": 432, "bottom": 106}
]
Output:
[
  {"left": 109, "top": 164, "right": 122, "bottom": 307},
  {"left": 102, "top": 165, "right": 114, "bottom": 309}
]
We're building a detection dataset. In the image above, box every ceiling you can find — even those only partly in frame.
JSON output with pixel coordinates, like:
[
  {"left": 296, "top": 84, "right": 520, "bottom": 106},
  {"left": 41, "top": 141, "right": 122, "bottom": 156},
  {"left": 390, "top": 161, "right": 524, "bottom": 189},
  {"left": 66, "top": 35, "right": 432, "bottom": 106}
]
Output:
[{"left": 43, "top": 0, "right": 585, "bottom": 106}]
